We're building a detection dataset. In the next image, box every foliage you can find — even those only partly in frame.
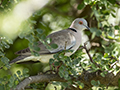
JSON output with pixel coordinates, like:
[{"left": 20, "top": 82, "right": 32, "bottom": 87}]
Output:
[{"left": 0, "top": 0, "right": 120, "bottom": 90}]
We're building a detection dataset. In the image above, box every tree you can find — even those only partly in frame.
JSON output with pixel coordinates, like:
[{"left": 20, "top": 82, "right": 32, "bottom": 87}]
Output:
[{"left": 0, "top": 0, "right": 120, "bottom": 90}]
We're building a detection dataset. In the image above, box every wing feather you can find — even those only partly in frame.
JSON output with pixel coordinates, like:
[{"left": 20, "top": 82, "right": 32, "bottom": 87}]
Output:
[{"left": 15, "top": 29, "right": 76, "bottom": 55}]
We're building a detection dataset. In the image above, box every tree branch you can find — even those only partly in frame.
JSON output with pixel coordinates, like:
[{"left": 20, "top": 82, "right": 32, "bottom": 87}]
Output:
[
  {"left": 82, "top": 43, "right": 101, "bottom": 68},
  {"left": 15, "top": 74, "right": 66, "bottom": 90},
  {"left": 15, "top": 70, "right": 120, "bottom": 90}
]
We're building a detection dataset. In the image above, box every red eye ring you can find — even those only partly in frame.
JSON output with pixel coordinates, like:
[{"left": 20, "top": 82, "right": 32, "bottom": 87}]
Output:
[{"left": 79, "top": 21, "right": 83, "bottom": 25}]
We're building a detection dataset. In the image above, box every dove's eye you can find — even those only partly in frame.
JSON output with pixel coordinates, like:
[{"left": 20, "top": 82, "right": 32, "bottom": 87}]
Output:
[{"left": 79, "top": 21, "right": 83, "bottom": 25}]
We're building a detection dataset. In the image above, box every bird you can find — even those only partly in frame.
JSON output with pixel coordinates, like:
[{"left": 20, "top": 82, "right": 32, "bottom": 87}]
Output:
[{"left": 9, "top": 18, "right": 90, "bottom": 64}]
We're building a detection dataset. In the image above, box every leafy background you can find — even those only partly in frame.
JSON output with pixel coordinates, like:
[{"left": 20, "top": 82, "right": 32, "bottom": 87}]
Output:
[{"left": 0, "top": 0, "right": 120, "bottom": 90}]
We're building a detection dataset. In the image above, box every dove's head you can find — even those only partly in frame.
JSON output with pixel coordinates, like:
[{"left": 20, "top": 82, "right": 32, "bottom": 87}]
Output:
[{"left": 70, "top": 18, "right": 90, "bottom": 31}]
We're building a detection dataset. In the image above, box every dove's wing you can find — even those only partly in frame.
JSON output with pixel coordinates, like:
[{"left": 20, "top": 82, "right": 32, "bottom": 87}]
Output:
[{"left": 10, "top": 29, "right": 76, "bottom": 64}]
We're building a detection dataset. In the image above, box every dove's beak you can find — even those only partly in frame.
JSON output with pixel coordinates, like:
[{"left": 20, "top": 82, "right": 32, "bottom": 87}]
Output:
[{"left": 84, "top": 25, "right": 90, "bottom": 30}]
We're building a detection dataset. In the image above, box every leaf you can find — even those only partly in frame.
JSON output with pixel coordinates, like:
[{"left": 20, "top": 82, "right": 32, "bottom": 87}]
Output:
[
  {"left": 53, "top": 53, "right": 59, "bottom": 59},
  {"left": 111, "top": 13, "right": 116, "bottom": 18},
  {"left": 114, "top": 25, "right": 120, "bottom": 30},
  {"left": 79, "top": 83, "right": 84, "bottom": 89},
  {"left": 26, "top": 35, "right": 35, "bottom": 43},
  {"left": 41, "top": 35, "right": 46, "bottom": 40},
  {"left": 84, "top": 0, "right": 90, "bottom": 5},
  {"left": 29, "top": 43, "right": 34, "bottom": 49},
  {"left": 77, "top": 2, "right": 85, "bottom": 10},
  {"left": 54, "top": 61, "right": 60, "bottom": 66},
  {"left": 17, "top": 70, "right": 21, "bottom": 76},
  {"left": 91, "top": 80, "right": 97, "bottom": 86},
  {"left": 0, "top": 51, "right": 4, "bottom": 56},
  {"left": 7, "top": 39, "right": 13, "bottom": 44},
  {"left": 1, "top": 57, "right": 9, "bottom": 64},
  {"left": 90, "top": 27, "right": 102, "bottom": 37},
  {"left": 61, "top": 82, "right": 68, "bottom": 87},
  {"left": 100, "top": 72, "right": 105, "bottom": 77},
  {"left": 2, "top": 41, "right": 10, "bottom": 49},
  {"left": 32, "top": 52, "right": 39, "bottom": 56},
  {"left": 50, "top": 44, "right": 58, "bottom": 49},
  {"left": 36, "top": 29, "right": 43, "bottom": 34},
  {"left": 22, "top": 68, "right": 29, "bottom": 74},
  {"left": 33, "top": 46, "right": 40, "bottom": 52},
  {"left": 107, "top": 31, "right": 115, "bottom": 39},
  {"left": 91, "top": 32, "right": 96, "bottom": 39},
  {"left": 49, "top": 58, "right": 54, "bottom": 64}
]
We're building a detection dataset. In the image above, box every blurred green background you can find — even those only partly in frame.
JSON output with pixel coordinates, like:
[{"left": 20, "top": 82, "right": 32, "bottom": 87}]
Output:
[{"left": 0, "top": 0, "right": 120, "bottom": 89}]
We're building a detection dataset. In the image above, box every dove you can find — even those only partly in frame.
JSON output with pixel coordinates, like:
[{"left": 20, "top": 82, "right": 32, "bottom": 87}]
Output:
[{"left": 10, "top": 18, "right": 90, "bottom": 64}]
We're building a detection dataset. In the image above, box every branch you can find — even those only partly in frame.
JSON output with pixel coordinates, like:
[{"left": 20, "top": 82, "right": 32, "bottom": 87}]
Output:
[
  {"left": 15, "top": 74, "right": 66, "bottom": 90},
  {"left": 82, "top": 43, "right": 101, "bottom": 68},
  {"left": 15, "top": 70, "right": 120, "bottom": 90}
]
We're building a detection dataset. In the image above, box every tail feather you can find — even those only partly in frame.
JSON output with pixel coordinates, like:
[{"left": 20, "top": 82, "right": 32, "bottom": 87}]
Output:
[{"left": 9, "top": 55, "right": 30, "bottom": 64}]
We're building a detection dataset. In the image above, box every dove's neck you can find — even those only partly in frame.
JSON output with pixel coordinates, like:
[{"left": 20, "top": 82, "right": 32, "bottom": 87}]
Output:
[
  {"left": 68, "top": 27, "right": 82, "bottom": 54},
  {"left": 69, "top": 23, "right": 82, "bottom": 31}
]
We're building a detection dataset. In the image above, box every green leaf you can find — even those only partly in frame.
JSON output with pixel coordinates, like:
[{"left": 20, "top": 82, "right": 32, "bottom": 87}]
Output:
[
  {"left": 2, "top": 41, "right": 10, "bottom": 49},
  {"left": 61, "top": 82, "right": 68, "bottom": 87},
  {"left": 54, "top": 61, "right": 60, "bottom": 66},
  {"left": 90, "top": 27, "right": 102, "bottom": 38},
  {"left": 100, "top": 72, "right": 105, "bottom": 77},
  {"left": 84, "top": 0, "right": 90, "bottom": 5},
  {"left": 7, "top": 39, "right": 13, "bottom": 44},
  {"left": 36, "top": 29, "right": 43, "bottom": 34},
  {"left": 53, "top": 53, "right": 59, "bottom": 59},
  {"left": 91, "top": 32, "right": 96, "bottom": 39},
  {"left": 17, "top": 70, "right": 21, "bottom": 76},
  {"left": 77, "top": 2, "right": 85, "bottom": 10},
  {"left": 23, "top": 68, "right": 29, "bottom": 75},
  {"left": 41, "top": 35, "right": 46, "bottom": 40},
  {"left": 111, "top": 13, "right": 116, "bottom": 18},
  {"left": 104, "top": 53, "right": 109, "bottom": 58},
  {"left": 33, "top": 46, "right": 40, "bottom": 52},
  {"left": 79, "top": 83, "right": 84, "bottom": 89},
  {"left": 1, "top": 57, "right": 9, "bottom": 64},
  {"left": 0, "top": 51, "right": 4, "bottom": 56},
  {"left": 26, "top": 35, "right": 35, "bottom": 43},
  {"left": 29, "top": 43, "right": 34, "bottom": 49},
  {"left": 91, "top": 80, "right": 96, "bottom": 86},
  {"left": 50, "top": 44, "right": 58, "bottom": 49},
  {"left": 114, "top": 25, "right": 120, "bottom": 30},
  {"left": 49, "top": 58, "right": 54, "bottom": 64},
  {"left": 9, "top": 77, "right": 14, "bottom": 87},
  {"left": 107, "top": 31, "right": 114, "bottom": 39}
]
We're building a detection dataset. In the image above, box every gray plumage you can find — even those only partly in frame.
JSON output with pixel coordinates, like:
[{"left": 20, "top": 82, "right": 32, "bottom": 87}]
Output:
[{"left": 10, "top": 18, "right": 90, "bottom": 64}]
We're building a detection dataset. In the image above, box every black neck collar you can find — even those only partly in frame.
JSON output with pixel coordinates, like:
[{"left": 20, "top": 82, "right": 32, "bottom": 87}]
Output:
[{"left": 68, "top": 28, "right": 77, "bottom": 32}]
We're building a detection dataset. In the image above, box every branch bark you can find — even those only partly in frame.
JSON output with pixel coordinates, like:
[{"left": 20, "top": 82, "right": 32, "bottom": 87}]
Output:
[
  {"left": 15, "top": 74, "right": 66, "bottom": 90},
  {"left": 15, "top": 70, "right": 120, "bottom": 90}
]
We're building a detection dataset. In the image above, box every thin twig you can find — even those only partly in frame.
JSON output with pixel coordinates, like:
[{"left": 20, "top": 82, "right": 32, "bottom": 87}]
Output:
[{"left": 83, "top": 43, "right": 101, "bottom": 68}]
